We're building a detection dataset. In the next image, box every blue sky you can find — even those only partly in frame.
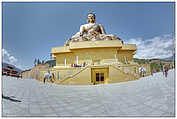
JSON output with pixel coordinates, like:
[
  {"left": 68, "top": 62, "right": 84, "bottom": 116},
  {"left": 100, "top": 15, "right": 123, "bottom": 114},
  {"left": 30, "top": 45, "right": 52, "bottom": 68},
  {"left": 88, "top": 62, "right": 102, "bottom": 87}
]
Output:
[{"left": 2, "top": 2, "right": 175, "bottom": 70}]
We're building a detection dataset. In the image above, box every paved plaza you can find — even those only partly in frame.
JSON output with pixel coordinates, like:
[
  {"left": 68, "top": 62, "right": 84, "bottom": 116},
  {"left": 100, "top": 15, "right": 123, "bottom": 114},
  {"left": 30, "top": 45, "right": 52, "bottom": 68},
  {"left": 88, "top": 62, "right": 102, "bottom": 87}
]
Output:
[{"left": 2, "top": 69, "right": 175, "bottom": 117}]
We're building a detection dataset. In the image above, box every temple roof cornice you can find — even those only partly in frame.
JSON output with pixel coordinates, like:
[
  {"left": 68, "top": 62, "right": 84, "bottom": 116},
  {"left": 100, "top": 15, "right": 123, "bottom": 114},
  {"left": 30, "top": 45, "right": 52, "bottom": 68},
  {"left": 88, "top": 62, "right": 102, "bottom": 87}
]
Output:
[{"left": 52, "top": 40, "right": 136, "bottom": 56}]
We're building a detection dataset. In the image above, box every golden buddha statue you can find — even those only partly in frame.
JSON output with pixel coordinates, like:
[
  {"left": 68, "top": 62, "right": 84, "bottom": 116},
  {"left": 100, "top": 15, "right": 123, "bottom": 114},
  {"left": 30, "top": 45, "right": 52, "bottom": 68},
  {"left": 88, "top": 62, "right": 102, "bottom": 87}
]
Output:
[{"left": 65, "top": 13, "right": 122, "bottom": 46}]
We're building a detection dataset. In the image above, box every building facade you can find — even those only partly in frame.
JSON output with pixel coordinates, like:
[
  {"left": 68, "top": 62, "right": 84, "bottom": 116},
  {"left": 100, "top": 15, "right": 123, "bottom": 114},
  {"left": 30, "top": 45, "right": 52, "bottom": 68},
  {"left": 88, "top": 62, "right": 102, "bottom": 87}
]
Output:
[{"left": 40, "top": 40, "right": 151, "bottom": 85}]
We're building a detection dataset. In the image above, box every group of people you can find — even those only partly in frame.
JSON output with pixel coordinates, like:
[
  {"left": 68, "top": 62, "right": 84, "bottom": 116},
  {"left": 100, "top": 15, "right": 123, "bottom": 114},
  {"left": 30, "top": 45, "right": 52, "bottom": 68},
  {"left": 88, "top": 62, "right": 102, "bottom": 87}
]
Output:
[
  {"left": 71, "top": 62, "right": 87, "bottom": 67},
  {"left": 43, "top": 71, "right": 55, "bottom": 84},
  {"left": 151, "top": 66, "right": 169, "bottom": 78},
  {"left": 161, "top": 66, "right": 169, "bottom": 78},
  {"left": 139, "top": 67, "right": 146, "bottom": 77}
]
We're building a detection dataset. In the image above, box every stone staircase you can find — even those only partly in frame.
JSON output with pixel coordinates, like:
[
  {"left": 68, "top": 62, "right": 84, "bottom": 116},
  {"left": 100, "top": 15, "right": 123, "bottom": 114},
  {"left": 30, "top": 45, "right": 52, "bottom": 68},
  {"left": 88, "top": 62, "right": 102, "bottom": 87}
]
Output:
[
  {"left": 59, "top": 64, "right": 139, "bottom": 85},
  {"left": 59, "top": 65, "right": 90, "bottom": 84},
  {"left": 110, "top": 64, "right": 139, "bottom": 80}
]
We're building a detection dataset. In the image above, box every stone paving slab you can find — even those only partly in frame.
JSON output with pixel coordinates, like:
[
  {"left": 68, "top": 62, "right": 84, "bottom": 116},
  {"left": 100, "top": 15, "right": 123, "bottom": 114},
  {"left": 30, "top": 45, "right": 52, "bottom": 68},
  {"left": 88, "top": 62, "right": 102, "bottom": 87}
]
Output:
[{"left": 2, "top": 69, "right": 175, "bottom": 117}]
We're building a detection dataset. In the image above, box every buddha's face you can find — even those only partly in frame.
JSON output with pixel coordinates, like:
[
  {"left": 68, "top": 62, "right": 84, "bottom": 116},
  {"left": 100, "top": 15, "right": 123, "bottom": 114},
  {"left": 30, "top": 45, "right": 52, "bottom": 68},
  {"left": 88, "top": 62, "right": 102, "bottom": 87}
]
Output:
[{"left": 87, "top": 13, "right": 95, "bottom": 23}]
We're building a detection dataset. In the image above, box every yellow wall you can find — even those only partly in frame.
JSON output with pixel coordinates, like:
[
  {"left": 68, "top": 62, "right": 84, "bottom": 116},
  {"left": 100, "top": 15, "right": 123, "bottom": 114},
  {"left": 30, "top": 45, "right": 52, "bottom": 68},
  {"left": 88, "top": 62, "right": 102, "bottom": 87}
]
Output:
[
  {"left": 54, "top": 48, "right": 135, "bottom": 67},
  {"left": 55, "top": 53, "right": 74, "bottom": 66},
  {"left": 117, "top": 50, "right": 134, "bottom": 64},
  {"left": 60, "top": 67, "right": 92, "bottom": 85},
  {"left": 109, "top": 65, "right": 137, "bottom": 83}
]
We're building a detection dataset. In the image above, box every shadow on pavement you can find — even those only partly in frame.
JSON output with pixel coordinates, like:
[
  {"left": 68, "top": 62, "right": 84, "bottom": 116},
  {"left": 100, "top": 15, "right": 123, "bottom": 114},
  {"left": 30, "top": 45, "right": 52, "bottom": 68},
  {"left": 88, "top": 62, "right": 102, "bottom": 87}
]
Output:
[{"left": 2, "top": 94, "right": 21, "bottom": 102}]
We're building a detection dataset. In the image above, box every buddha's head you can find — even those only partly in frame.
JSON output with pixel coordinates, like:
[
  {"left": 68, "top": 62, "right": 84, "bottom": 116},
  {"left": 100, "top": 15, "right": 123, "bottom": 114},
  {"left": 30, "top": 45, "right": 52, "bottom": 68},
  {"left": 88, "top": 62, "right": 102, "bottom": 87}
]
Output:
[{"left": 87, "top": 13, "right": 96, "bottom": 23}]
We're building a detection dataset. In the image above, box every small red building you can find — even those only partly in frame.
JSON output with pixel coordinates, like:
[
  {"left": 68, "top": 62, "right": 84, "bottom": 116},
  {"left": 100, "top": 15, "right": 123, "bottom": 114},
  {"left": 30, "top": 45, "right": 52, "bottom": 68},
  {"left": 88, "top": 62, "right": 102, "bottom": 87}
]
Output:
[{"left": 2, "top": 65, "right": 21, "bottom": 78}]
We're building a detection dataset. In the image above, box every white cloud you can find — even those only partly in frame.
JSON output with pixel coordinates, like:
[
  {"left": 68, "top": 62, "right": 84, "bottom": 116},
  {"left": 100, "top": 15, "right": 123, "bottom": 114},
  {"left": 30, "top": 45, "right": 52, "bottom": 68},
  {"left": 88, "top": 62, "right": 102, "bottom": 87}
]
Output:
[
  {"left": 2, "top": 49, "right": 24, "bottom": 69},
  {"left": 9, "top": 56, "right": 18, "bottom": 63},
  {"left": 125, "top": 34, "right": 175, "bottom": 59},
  {"left": 2, "top": 49, "right": 10, "bottom": 57}
]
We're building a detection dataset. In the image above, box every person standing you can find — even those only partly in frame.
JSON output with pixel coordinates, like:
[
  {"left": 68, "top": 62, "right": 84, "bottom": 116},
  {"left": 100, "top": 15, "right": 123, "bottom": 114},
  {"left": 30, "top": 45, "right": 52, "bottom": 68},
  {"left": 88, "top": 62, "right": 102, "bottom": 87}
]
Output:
[{"left": 164, "top": 67, "right": 168, "bottom": 78}]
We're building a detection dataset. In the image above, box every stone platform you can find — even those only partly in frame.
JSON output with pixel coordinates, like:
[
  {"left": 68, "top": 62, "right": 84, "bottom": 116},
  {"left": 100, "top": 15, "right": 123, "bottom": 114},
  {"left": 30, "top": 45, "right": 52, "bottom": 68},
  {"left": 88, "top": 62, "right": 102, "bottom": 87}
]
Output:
[{"left": 2, "top": 70, "right": 175, "bottom": 117}]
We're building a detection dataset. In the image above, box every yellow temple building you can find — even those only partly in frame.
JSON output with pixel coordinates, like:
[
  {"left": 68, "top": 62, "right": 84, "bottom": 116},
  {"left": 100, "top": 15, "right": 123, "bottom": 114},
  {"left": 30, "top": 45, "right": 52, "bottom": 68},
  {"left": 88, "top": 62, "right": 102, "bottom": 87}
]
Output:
[{"left": 39, "top": 13, "right": 151, "bottom": 85}]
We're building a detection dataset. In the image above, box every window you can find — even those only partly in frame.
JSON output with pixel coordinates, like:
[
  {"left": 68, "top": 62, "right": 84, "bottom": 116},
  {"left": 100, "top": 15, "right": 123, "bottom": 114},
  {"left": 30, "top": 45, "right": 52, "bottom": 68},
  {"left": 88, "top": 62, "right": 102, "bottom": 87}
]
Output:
[
  {"left": 100, "top": 73, "right": 104, "bottom": 81},
  {"left": 85, "top": 62, "right": 88, "bottom": 66},
  {"left": 115, "top": 54, "right": 118, "bottom": 63},
  {"left": 76, "top": 56, "right": 78, "bottom": 65},
  {"left": 58, "top": 72, "right": 60, "bottom": 80},
  {"left": 134, "top": 67, "right": 136, "bottom": 74},
  {"left": 68, "top": 71, "right": 72, "bottom": 76},
  {"left": 64, "top": 58, "right": 67, "bottom": 67},
  {"left": 93, "top": 60, "right": 100, "bottom": 65},
  {"left": 124, "top": 56, "right": 127, "bottom": 64},
  {"left": 96, "top": 73, "right": 104, "bottom": 82},
  {"left": 96, "top": 73, "right": 99, "bottom": 81},
  {"left": 95, "top": 61, "right": 100, "bottom": 65}
]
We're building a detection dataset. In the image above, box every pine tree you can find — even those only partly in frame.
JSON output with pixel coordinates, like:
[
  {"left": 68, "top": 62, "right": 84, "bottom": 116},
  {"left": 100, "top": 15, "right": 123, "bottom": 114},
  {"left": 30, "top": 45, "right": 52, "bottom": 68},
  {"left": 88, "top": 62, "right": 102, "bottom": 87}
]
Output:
[
  {"left": 34, "top": 59, "right": 37, "bottom": 66},
  {"left": 37, "top": 59, "right": 41, "bottom": 65}
]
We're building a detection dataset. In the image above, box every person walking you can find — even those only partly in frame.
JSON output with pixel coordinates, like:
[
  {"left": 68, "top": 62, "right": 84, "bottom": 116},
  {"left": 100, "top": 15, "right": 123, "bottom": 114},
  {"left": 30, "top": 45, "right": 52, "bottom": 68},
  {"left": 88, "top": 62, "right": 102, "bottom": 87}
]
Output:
[
  {"left": 164, "top": 67, "right": 168, "bottom": 78},
  {"left": 43, "top": 70, "right": 51, "bottom": 84},
  {"left": 161, "top": 66, "right": 164, "bottom": 75},
  {"left": 151, "top": 70, "right": 153, "bottom": 76}
]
